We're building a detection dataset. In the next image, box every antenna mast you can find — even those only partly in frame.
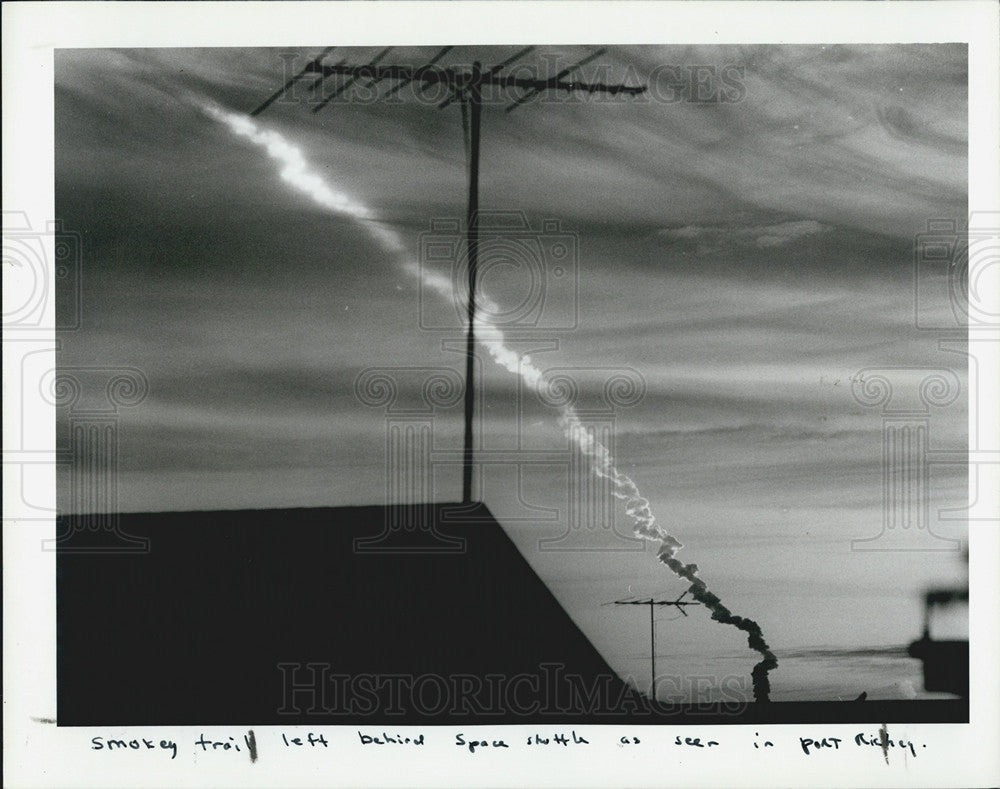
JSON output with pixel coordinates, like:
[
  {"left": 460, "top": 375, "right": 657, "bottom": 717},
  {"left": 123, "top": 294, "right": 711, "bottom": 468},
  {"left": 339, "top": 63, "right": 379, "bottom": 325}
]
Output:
[{"left": 611, "top": 592, "right": 700, "bottom": 700}]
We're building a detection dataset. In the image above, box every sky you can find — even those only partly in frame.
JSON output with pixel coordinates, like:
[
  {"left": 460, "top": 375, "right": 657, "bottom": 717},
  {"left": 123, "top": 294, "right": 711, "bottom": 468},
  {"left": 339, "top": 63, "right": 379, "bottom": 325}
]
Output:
[{"left": 54, "top": 45, "right": 969, "bottom": 699}]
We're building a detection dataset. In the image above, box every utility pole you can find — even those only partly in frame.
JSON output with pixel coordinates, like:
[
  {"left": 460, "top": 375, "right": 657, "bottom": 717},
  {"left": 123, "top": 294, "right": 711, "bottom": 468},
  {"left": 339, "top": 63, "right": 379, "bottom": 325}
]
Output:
[
  {"left": 461, "top": 61, "right": 482, "bottom": 506},
  {"left": 251, "top": 47, "right": 647, "bottom": 504},
  {"left": 612, "top": 592, "right": 699, "bottom": 700}
]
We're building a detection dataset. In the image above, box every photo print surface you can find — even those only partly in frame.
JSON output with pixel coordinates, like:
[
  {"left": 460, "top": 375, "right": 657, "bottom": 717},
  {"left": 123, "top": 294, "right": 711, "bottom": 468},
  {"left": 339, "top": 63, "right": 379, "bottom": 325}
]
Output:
[{"left": 52, "top": 44, "right": 970, "bottom": 726}]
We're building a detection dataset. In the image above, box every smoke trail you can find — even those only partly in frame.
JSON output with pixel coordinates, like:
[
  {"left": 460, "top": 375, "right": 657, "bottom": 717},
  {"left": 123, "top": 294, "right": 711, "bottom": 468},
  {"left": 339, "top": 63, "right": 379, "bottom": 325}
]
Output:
[{"left": 202, "top": 103, "right": 778, "bottom": 701}]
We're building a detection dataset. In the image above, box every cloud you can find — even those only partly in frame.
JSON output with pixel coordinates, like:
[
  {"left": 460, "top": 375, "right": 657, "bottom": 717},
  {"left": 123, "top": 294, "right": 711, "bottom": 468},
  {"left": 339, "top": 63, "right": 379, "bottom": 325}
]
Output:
[
  {"left": 53, "top": 44, "right": 967, "bottom": 516},
  {"left": 54, "top": 44, "right": 966, "bottom": 241},
  {"left": 753, "top": 220, "right": 828, "bottom": 247},
  {"left": 659, "top": 218, "right": 830, "bottom": 250}
]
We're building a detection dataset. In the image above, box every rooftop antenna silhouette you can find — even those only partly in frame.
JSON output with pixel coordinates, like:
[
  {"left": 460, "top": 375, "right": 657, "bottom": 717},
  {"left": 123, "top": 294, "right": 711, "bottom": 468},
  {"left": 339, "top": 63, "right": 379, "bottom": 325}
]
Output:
[
  {"left": 251, "top": 46, "right": 647, "bottom": 503},
  {"left": 606, "top": 591, "right": 700, "bottom": 699}
]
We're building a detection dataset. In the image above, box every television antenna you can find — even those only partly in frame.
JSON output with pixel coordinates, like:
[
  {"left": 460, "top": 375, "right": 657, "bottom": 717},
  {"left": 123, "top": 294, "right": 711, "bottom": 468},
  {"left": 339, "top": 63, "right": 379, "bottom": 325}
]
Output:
[
  {"left": 606, "top": 590, "right": 700, "bottom": 699},
  {"left": 250, "top": 46, "right": 647, "bottom": 503}
]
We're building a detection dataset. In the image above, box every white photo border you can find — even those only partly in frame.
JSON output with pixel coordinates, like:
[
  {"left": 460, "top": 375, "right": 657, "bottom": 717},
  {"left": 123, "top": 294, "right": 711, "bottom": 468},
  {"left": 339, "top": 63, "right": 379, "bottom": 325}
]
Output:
[{"left": 3, "top": 2, "right": 998, "bottom": 787}]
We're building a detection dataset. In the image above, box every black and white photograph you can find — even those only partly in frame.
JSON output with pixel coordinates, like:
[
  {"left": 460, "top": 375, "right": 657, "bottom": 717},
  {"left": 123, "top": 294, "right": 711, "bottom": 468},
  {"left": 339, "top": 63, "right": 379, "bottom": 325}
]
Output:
[{"left": 3, "top": 2, "right": 998, "bottom": 787}]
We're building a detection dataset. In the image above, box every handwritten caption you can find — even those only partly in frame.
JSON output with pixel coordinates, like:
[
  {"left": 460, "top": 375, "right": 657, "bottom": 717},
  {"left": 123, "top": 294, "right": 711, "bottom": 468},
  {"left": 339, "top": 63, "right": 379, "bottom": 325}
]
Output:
[{"left": 88, "top": 727, "right": 928, "bottom": 762}]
